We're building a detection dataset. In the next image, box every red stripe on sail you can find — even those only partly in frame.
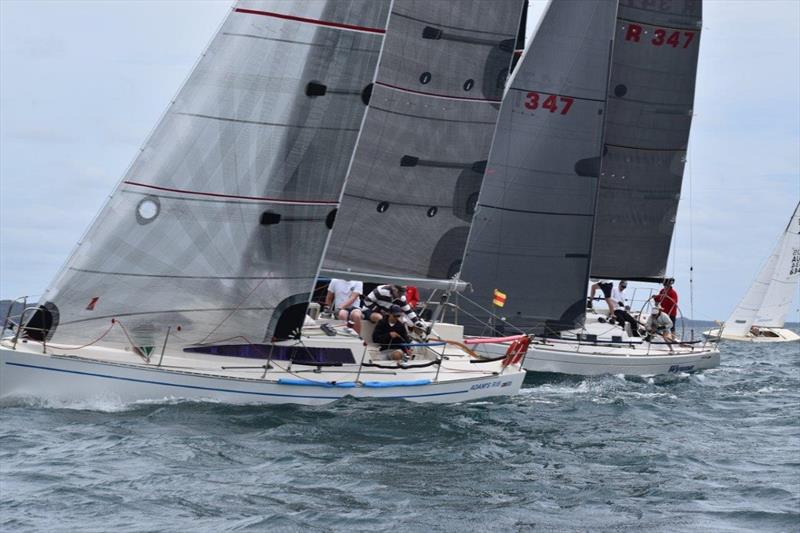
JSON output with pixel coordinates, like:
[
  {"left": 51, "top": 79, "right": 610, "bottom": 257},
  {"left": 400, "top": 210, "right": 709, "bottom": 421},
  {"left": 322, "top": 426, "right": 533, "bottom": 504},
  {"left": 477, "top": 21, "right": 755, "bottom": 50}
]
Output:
[
  {"left": 123, "top": 181, "right": 338, "bottom": 206},
  {"left": 233, "top": 8, "right": 386, "bottom": 34},
  {"left": 375, "top": 81, "right": 502, "bottom": 103}
]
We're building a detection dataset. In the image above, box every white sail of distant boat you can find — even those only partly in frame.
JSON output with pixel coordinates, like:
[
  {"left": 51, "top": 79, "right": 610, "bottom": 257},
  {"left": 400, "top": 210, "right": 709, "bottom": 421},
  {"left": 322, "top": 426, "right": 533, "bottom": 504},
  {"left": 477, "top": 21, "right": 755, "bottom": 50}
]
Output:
[
  {"left": 705, "top": 202, "right": 800, "bottom": 342},
  {"left": 1, "top": 0, "right": 528, "bottom": 405},
  {"left": 459, "top": 0, "right": 721, "bottom": 376}
]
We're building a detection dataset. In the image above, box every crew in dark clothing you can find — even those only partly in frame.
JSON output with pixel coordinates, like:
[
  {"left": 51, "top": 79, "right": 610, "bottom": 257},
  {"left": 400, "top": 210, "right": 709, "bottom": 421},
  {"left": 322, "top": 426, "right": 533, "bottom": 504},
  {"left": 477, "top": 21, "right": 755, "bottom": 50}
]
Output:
[{"left": 372, "top": 304, "right": 411, "bottom": 361}]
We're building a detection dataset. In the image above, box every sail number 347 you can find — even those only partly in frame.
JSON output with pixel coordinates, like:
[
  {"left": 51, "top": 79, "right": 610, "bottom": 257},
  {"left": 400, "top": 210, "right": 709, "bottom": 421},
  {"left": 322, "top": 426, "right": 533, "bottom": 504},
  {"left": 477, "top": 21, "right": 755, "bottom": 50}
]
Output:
[
  {"left": 625, "top": 24, "right": 696, "bottom": 49},
  {"left": 524, "top": 93, "right": 574, "bottom": 114}
]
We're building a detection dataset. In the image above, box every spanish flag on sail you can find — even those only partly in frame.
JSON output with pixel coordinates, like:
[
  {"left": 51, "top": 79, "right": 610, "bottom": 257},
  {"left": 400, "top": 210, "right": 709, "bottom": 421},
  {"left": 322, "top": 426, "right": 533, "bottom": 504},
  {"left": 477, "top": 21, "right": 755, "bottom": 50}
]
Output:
[{"left": 492, "top": 289, "right": 507, "bottom": 307}]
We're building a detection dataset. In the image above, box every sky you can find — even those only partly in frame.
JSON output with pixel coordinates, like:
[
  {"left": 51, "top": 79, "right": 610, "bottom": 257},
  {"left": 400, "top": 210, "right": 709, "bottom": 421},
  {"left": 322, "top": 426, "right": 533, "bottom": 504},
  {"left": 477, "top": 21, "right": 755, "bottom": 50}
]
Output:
[{"left": 0, "top": 0, "right": 798, "bottom": 321}]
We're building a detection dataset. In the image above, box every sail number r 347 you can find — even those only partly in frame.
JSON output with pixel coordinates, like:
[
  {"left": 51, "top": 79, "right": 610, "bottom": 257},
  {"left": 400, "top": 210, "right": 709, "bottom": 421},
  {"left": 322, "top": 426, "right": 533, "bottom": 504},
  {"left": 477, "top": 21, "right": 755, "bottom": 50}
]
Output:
[
  {"left": 524, "top": 93, "right": 574, "bottom": 115},
  {"left": 625, "top": 24, "right": 696, "bottom": 48}
]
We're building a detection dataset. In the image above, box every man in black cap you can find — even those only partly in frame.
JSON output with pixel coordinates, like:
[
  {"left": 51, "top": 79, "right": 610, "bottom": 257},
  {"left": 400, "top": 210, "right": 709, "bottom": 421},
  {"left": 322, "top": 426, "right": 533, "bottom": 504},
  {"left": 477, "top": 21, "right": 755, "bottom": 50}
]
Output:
[{"left": 372, "top": 304, "right": 412, "bottom": 361}]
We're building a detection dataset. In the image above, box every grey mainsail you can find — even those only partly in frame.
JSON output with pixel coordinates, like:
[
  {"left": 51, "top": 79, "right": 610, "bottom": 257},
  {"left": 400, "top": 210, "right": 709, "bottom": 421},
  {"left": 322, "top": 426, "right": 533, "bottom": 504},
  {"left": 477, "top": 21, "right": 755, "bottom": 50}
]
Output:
[
  {"left": 30, "top": 1, "right": 390, "bottom": 348},
  {"left": 590, "top": 0, "right": 703, "bottom": 281},
  {"left": 459, "top": 0, "right": 617, "bottom": 334},
  {"left": 321, "top": 0, "right": 525, "bottom": 285}
]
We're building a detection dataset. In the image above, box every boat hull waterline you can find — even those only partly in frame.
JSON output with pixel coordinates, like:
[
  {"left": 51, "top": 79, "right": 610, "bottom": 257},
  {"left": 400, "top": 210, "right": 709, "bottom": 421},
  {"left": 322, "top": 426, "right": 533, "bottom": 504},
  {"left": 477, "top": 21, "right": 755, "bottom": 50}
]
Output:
[{"left": 0, "top": 345, "right": 525, "bottom": 406}]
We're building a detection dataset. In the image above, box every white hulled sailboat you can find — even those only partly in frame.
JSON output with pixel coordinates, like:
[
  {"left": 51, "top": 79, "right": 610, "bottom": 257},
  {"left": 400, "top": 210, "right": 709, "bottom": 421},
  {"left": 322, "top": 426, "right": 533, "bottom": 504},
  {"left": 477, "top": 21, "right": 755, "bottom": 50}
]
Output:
[
  {"left": 1, "top": 0, "right": 528, "bottom": 404},
  {"left": 457, "top": 0, "right": 720, "bottom": 376},
  {"left": 704, "top": 202, "right": 800, "bottom": 343}
]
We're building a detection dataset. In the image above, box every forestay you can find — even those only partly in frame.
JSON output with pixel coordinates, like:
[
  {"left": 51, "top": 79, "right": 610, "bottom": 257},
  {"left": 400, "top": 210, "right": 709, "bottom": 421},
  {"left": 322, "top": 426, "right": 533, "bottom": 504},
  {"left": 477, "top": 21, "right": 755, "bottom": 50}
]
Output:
[
  {"left": 30, "top": 1, "right": 390, "bottom": 349},
  {"left": 590, "top": 0, "right": 702, "bottom": 281},
  {"left": 458, "top": 0, "right": 617, "bottom": 335},
  {"left": 726, "top": 202, "right": 800, "bottom": 335},
  {"left": 322, "top": 0, "right": 525, "bottom": 285}
]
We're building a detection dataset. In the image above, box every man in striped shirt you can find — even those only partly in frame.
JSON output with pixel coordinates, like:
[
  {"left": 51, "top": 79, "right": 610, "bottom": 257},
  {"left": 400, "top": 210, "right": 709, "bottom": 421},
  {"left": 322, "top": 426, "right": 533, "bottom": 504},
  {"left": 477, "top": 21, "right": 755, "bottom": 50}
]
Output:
[{"left": 363, "top": 284, "right": 423, "bottom": 329}]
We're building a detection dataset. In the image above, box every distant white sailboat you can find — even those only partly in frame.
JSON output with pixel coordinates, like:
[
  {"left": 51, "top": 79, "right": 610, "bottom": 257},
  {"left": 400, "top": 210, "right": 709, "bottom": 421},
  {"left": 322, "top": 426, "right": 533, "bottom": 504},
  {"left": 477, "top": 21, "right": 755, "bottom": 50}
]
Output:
[{"left": 705, "top": 202, "right": 800, "bottom": 343}]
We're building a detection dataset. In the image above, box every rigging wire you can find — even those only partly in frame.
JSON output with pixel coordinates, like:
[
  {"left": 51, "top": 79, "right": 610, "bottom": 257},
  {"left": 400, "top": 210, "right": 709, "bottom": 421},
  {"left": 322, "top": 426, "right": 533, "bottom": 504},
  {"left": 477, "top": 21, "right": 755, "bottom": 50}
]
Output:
[{"left": 687, "top": 141, "right": 696, "bottom": 334}]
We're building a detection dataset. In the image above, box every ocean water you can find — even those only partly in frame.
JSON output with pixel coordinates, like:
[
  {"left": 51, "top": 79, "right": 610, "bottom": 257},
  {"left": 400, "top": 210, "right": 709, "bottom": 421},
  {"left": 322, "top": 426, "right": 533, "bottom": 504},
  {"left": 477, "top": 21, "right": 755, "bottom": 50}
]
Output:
[{"left": 1, "top": 339, "right": 798, "bottom": 532}]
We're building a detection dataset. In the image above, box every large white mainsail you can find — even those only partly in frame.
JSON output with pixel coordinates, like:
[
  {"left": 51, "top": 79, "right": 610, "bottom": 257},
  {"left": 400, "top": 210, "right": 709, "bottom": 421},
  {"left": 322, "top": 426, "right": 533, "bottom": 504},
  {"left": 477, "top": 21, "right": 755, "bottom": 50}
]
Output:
[
  {"left": 725, "top": 202, "right": 800, "bottom": 336},
  {"left": 28, "top": 1, "right": 391, "bottom": 349},
  {"left": 458, "top": 0, "right": 618, "bottom": 334},
  {"left": 322, "top": 0, "right": 525, "bottom": 287}
]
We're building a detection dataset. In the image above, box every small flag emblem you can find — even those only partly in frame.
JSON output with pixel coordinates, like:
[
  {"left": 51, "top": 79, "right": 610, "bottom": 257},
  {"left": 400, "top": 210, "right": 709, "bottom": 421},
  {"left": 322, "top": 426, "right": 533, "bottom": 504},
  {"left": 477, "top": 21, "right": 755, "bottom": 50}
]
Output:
[
  {"left": 86, "top": 297, "right": 100, "bottom": 311},
  {"left": 492, "top": 289, "right": 507, "bottom": 307}
]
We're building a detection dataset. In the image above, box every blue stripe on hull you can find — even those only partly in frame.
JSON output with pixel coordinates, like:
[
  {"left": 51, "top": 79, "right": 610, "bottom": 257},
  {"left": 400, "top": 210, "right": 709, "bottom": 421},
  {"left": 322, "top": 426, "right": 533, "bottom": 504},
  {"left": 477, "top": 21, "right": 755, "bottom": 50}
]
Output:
[{"left": 3, "top": 361, "right": 469, "bottom": 399}]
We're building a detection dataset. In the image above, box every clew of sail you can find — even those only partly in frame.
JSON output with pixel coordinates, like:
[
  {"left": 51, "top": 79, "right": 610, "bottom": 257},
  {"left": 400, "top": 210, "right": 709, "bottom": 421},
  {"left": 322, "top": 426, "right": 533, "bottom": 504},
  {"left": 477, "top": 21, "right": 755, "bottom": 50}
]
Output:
[
  {"left": 458, "top": 0, "right": 618, "bottom": 335},
  {"left": 590, "top": 0, "right": 702, "bottom": 281},
  {"left": 28, "top": 1, "right": 391, "bottom": 349},
  {"left": 726, "top": 202, "right": 800, "bottom": 335},
  {"left": 321, "top": 0, "right": 525, "bottom": 288}
]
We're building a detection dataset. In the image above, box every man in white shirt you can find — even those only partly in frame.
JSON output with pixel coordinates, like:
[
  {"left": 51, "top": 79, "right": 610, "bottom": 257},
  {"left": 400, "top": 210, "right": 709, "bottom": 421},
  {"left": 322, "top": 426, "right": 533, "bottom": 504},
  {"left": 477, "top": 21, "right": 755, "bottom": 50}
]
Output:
[
  {"left": 611, "top": 280, "right": 640, "bottom": 337},
  {"left": 325, "top": 279, "right": 364, "bottom": 334}
]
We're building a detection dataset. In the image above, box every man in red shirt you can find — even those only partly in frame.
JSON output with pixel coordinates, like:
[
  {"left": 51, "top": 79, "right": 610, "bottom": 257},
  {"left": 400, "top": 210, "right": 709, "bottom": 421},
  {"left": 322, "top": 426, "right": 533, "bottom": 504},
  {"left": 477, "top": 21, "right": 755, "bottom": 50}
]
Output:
[
  {"left": 405, "top": 286, "right": 420, "bottom": 310},
  {"left": 653, "top": 278, "right": 679, "bottom": 333}
]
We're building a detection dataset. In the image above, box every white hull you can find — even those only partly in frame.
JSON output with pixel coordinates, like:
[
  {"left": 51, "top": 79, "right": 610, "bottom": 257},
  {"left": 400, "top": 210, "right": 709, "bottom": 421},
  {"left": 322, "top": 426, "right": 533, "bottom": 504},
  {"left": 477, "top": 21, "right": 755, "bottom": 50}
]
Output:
[
  {"left": 703, "top": 327, "right": 800, "bottom": 343},
  {"left": 523, "top": 340, "right": 719, "bottom": 375},
  {"left": 0, "top": 323, "right": 524, "bottom": 406},
  {"left": 472, "top": 339, "right": 719, "bottom": 376},
  {"left": 468, "top": 309, "right": 720, "bottom": 376}
]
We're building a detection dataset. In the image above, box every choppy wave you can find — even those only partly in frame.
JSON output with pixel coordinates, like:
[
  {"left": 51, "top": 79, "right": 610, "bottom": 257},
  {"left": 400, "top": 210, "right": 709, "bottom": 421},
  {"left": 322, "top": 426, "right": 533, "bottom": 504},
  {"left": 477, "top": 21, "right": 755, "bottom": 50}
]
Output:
[{"left": 1, "top": 340, "right": 798, "bottom": 532}]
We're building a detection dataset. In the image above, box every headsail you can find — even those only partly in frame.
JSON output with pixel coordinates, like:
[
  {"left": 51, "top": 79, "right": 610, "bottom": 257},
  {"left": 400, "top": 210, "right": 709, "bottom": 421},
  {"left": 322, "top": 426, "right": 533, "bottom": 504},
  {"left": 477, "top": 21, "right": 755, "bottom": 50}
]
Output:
[
  {"left": 590, "top": 0, "right": 702, "bottom": 281},
  {"left": 458, "top": 0, "right": 618, "bottom": 334},
  {"left": 30, "top": 1, "right": 391, "bottom": 348},
  {"left": 756, "top": 202, "right": 800, "bottom": 326},
  {"left": 321, "top": 0, "right": 525, "bottom": 286},
  {"left": 725, "top": 202, "right": 800, "bottom": 335}
]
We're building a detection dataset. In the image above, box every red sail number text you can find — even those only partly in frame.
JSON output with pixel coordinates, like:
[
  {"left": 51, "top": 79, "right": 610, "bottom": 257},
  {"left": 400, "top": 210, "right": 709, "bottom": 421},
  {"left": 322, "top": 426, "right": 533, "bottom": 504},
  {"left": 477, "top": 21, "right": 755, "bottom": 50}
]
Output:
[
  {"left": 524, "top": 93, "right": 574, "bottom": 115},
  {"left": 624, "top": 23, "right": 696, "bottom": 49}
]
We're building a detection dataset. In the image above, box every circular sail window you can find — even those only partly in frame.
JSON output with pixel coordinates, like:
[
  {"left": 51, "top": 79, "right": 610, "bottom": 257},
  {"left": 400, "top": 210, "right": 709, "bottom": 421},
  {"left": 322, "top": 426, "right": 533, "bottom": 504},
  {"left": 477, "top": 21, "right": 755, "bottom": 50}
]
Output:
[
  {"left": 376, "top": 201, "right": 390, "bottom": 213},
  {"left": 419, "top": 72, "right": 432, "bottom": 85},
  {"left": 135, "top": 196, "right": 160, "bottom": 225},
  {"left": 427, "top": 206, "right": 438, "bottom": 217}
]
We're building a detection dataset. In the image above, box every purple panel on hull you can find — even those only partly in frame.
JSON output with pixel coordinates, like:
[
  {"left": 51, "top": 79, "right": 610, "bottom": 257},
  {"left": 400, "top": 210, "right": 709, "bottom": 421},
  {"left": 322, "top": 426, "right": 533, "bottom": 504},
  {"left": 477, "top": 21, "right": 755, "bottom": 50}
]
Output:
[{"left": 184, "top": 344, "right": 356, "bottom": 364}]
